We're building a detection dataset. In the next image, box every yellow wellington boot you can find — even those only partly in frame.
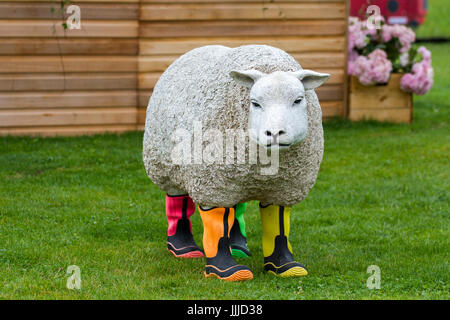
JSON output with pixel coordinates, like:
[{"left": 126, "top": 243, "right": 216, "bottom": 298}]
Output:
[
  {"left": 260, "top": 204, "right": 308, "bottom": 277},
  {"left": 199, "top": 206, "right": 253, "bottom": 282}
]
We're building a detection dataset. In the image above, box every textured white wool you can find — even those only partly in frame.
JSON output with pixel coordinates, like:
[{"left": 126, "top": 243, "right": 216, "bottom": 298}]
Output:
[{"left": 143, "top": 45, "right": 324, "bottom": 207}]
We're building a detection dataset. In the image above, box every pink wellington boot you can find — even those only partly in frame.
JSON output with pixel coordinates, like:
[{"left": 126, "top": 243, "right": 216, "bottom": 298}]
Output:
[{"left": 166, "top": 194, "right": 204, "bottom": 258}]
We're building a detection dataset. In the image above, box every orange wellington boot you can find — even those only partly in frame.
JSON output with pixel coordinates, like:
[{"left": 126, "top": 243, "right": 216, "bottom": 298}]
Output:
[{"left": 199, "top": 206, "right": 253, "bottom": 282}]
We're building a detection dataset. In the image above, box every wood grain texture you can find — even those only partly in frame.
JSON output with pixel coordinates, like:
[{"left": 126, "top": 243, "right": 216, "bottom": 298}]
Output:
[
  {"left": 0, "top": 20, "right": 138, "bottom": 38},
  {"left": 140, "top": 37, "right": 345, "bottom": 55},
  {"left": 0, "top": 2, "right": 139, "bottom": 20},
  {"left": 0, "top": 124, "right": 139, "bottom": 137},
  {"left": 140, "top": 20, "right": 346, "bottom": 38},
  {"left": 321, "top": 101, "right": 344, "bottom": 118},
  {"left": 316, "top": 85, "right": 344, "bottom": 101},
  {"left": 0, "top": 56, "right": 137, "bottom": 73},
  {"left": 348, "top": 75, "right": 412, "bottom": 123},
  {"left": 0, "top": 107, "right": 137, "bottom": 127},
  {"left": 0, "top": 91, "right": 137, "bottom": 109},
  {"left": 292, "top": 52, "right": 346, "bottom": 69},
  {"left": 0, "top": 38, "right": 138, "bottom": 55},
  {"left": 348, "top": 108, "right": 412, "bottom": 123},
  {"left": 138, "top": 90, "right": 152, "bottom": 108},
  {"left": 138, "top": 73, "right": 160, "bottom": 90},
  {"left": 140, "top": 3, "right": 345, "bottom": 20},
  {"left": 0, "top": 73, "right": 137, "bottom": 91},
  {"left": 349, "top": 74, "right": 412, "bottom": 109},
  {"left": 138, "top": 52, "right": 345, "bottom": 73}
]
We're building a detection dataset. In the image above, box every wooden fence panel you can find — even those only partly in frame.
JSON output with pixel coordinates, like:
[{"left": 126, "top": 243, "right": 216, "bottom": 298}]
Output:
[{"left": 0, "top": 0, "right": 139, "bottom": 136}]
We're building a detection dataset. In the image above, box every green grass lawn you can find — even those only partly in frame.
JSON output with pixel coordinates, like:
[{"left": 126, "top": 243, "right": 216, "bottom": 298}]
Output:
[
  {"left": 0, "top": 43, "right": 449, "bottom": 300},
  {"left": 416, "top": 0, "right": 450, "bottom": 39}
]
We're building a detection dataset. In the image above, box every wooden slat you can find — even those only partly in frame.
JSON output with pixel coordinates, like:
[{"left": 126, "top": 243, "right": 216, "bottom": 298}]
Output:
[
  {"left": 0, "top": 91, "right": 137, "bottom": 109},
  {"left": 140, "top": 3, "right": 345, "bottom": 20},
  {"left": 318, "top": 69, "right": 344, "bottom": 85},
  {"left": 138, "top": 69, "right": 343, "bottom": 90},
  {"left": 348, "top": 108, "right": 412, "bottom": 123},
  {"left": 0, "top": 107, "right": 137, "bottom": 127},
  {"left": 0, "top": 73, "right": 137, "bottom": 91},
  {"left": 140, "top": 20, "right": 346, "bottom": 38},
  {"left": 0, "top": 124, "right": 139, "bottom": 137},
  {"left": 139, "top": 56, "right": 175, "bottom": 73},
  {"left": 0, "top": 20, "right": 138, "bottom": 38},
  {"left": 140, "top": 37, "right": 345, "bottom": 55},
  {"left": 138, "top": 73, "right": 160, "bottom": 90},
  {"left": 321, "top": 101, "right": 343, "bottom": 118},
  {"left": 0, "top": 38, "right": 138, "bottom": 55},
  {"left": 292, "top": 52, "right": 345, "bottom": 69},
  {"left": 0, "top": 2, "right": 139, "bottom": 20},
  {"left": 316, "top": 85, "right": 343, "bottom": 101},
  {"left": 0, "top": 56, "right": 137, "bottom": 73},
  {"left": 138, "top": 52, "right": 345, "bottom": 73}
]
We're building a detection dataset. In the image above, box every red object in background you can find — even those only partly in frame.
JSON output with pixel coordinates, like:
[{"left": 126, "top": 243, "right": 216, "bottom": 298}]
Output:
[{"left": 350, "top": 0, "right": 428, "bottom": 27}]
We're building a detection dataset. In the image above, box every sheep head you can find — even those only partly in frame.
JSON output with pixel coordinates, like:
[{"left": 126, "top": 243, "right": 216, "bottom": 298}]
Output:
[{"left": 230, "top": 69, "right": 329, "bottom": 150}]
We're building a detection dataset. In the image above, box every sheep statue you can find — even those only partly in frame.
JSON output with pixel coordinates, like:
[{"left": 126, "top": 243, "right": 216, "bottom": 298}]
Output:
[{"left": 143, "top": 44, "right": 329, "bottom": 281}]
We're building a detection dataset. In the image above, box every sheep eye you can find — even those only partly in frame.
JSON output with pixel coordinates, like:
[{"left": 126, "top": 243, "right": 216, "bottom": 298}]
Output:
[
  {"left": 294, "top": 98, "right": 303, "bottom": 104},
  {"left": 251, "top": 101, "right": 262, "bottom": 108}
]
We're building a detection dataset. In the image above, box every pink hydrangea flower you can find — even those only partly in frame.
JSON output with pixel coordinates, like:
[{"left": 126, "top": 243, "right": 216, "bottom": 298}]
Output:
[
  {"left": 348, "top": 17, "right": 368, "bottom": 51},
  {"left": 350, "top": 49, "right": 392, "bottom": 85},
  {"left": 381, "top": 24, "right": 415, "bottom": 53},
  {"left": 399, "top": 52, "right": 410, "bottom": 67},
  {"left": 347, "top": 17, "right": 433, "bottom": 94},
  {"left": 401, "top": 47, "right": 434, "bottom": 95},
  {"left": 418, "top": 46, "right": 431, "bottom": 62}
]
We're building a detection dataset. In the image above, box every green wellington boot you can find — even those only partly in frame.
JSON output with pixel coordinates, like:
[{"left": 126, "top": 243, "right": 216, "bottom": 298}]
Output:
[{"left": 230, "top": 202, "right": 251, "bottom": 258}]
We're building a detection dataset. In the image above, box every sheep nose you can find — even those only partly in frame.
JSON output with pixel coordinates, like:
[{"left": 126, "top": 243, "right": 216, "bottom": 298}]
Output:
[{"left": 264, "top": 129, "right": 286, "bottom": 138}]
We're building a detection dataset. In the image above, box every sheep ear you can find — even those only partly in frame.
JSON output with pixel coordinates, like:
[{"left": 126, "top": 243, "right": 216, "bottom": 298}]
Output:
[
  {"left": 291, "top": 69, "right": 330, "bottom": 90},
  {"left": 230, "top": 69, "right": 265, "bottom": 88}
]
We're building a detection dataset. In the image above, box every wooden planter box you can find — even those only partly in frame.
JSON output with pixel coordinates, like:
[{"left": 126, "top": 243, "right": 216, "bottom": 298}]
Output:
[{"left": 348, "top": 74, "right": 413, "bottom": 123}]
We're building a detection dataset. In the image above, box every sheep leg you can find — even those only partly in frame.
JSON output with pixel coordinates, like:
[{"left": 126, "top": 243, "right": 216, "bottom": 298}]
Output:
[
  {"left": 260, "top": 204, "right": 308, "bottom": 277},
  {"left": 199, "top": 206, "right": 253, "bottom": 281},
  {"left": 166, "top": 194, "right": 204, "bottom": 258}
]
